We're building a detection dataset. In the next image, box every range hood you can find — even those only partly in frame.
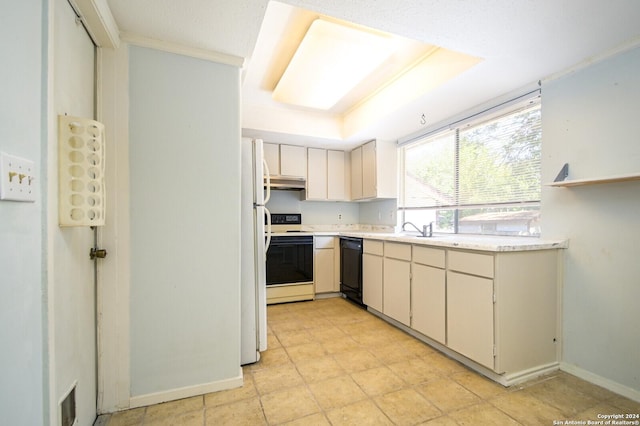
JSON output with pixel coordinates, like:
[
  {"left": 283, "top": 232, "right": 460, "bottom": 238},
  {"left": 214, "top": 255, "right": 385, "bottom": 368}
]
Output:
[{"left": 267, "top": 175, "right": 306, "bottom": 190}]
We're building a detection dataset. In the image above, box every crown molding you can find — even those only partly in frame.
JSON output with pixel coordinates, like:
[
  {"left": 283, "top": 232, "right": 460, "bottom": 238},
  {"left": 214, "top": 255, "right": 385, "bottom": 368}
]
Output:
[{"left": 121, "top": 32, "right": 245, "bottom": 68}]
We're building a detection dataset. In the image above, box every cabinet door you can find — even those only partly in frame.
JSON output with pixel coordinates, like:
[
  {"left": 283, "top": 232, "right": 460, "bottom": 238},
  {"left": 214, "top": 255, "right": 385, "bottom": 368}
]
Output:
[
  {"left": 362, "top": 140, "right": 377, "bottom": 199},
  {"left": 307, "top": 148, "right": 327, "bottom": 200},
  {"left": 411, "top": 264, "right": 446, "bottom": 344},
  {"left": 280, "top": 144, "right": 306, "bottom": 177},
  {"left": 263, "top": 143, "right": 279, "bottom": 175},
  {"left": 314, "top": 248, "right": 335, "bottom": 293},
  {"left": 350, "top": 146, "right": 362, "bottom": 200},
  {"left": 363, "top": 253, "right": 382, "bottom": 312},
  {"left": 383, "top": 257, "right": 411, "bottom": 326},
  {"left": 327, "top": 150, "right": 345, "bottom": 201},
  {"left": 447, "top": 271, "right": 494, "bottom": 369}
]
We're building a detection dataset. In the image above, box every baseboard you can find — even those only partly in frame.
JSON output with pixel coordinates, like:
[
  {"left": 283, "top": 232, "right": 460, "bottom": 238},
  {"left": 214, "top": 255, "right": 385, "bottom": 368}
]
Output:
[
  {"left": 501, "top": 363, "right": 560, "bottom": 387},
  {"left": 314, "top": 292, "right": 341, "bottom": 300},
  {"left": 560, "top": 362, "right": 640, "bottom": 403},
  {"left": 128, "top": 368, "right": 244, "bottom": 409},
  {"left": 367, "top": 307, "right": 560, "bottom": 388}
]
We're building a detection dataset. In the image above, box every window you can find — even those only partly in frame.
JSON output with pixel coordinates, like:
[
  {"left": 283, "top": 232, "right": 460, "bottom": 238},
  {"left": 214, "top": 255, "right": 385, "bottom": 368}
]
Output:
[{"left": 399, "top": 99, "right": 542, "bottom": 236}]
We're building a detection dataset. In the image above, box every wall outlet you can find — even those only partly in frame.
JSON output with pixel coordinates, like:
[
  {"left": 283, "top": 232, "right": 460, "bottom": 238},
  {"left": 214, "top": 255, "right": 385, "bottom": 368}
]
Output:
[{"left": 0, "top": 152, "right": 36, "bottom": 202}]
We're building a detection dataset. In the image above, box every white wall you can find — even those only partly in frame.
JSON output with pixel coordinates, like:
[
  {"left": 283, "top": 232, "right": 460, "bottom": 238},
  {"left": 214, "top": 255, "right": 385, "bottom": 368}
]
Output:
[
  {"left": 541, "top": 46, "right": 640, "bottom": 397},
  {"left": 359, "top": 199, "right": 398, "bottom": 226},
  {"left": 0, "top": 1, "right": 46, "bottom": 424},
  {"left": 267, "top": 190, "right": 360, "bottom": 225},
  {"left": 128, "top": 46, "right": 242, "bottom": 397},
  {"left": 265, "top": 189, "right": 398, "bottom": 227}
]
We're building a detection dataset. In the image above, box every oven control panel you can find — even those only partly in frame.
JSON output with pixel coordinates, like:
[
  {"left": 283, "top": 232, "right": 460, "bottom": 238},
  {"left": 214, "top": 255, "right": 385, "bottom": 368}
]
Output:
[{"left": 270, "top": 213, "right": 302, "bottom": 225}]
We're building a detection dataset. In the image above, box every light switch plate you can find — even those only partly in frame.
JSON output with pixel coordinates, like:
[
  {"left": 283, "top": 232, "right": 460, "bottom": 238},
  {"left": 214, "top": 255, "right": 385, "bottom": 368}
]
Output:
[{"left": 0, "top": 152, "right": 36, "bottom": 202}]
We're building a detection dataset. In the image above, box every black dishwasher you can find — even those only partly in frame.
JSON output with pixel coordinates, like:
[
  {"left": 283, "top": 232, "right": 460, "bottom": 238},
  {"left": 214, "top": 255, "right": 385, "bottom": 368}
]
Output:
[{"left": 340, "top": 237, "right": 363, "bottom": 305}]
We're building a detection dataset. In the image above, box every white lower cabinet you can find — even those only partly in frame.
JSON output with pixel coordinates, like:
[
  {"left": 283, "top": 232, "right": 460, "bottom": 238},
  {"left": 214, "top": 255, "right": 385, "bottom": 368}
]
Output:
[
  {"left": 445, "top": 249, "right": 560, "bottom": 375},
  {"left": 383, "top": 257, "right": 411, "bottom": 326},
  {"left": 411, "top": 246, "right": 446, "bottom": 344},
  {"left": 314, "top": 237, "right": 337, "bottom": 293},
  {"left": 447, "top": 271, "right": 495, "bottom": 369},
  {"left": 411, "top": 263, "right": 446, "bottom": 344},
  {"left": 360, "top": 238, "right": 561, "bottom": 384},
  {"left": 362, "top": 240, "right": 383, "bottom": 312},
  {"left": 382, "top": 242, "right": 411, "bottom": 327}
]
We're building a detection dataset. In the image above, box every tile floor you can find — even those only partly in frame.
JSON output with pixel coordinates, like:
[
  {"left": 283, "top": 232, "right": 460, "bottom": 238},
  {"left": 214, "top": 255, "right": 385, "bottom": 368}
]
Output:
[{"left": 97, "top": 297, "right": 639, "bottom": 425}]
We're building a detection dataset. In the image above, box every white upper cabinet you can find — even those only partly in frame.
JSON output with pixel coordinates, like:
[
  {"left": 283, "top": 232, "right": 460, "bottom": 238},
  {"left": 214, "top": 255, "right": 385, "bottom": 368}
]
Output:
[
  {"left": 264, "top": 142, "right": 307, "bottom": 177},
  {"left": 362, "top": 140, "right": 377, "bottom": 199},
  {"left": 351, "top": 145, "right": 363, "bottom": 200},
  {"left": 306, "top": 148, "right": 349, "bottom": 201},
  {"left": 306, "top": 148, "right": 328, "bottom": 200},
  {"left": 280, "top": 144, "right": 306, "bottom": 177},
  {"left": 327, "top": 150, "right": 347, "bottom": 201},
  {"left": 263, "top": 142, "right": 280, "bottom": 176},
  {"left": 350, "top": 140, "right": 397, "bottom": 201}
]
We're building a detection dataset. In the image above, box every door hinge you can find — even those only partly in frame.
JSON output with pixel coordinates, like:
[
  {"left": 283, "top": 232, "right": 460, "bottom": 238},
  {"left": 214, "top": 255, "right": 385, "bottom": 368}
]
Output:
[
  {"left": 493, "top": 293, "right": 497, "bottom": 303},
  {"left": 493, "top": 345, "right": 497, "bottom": 357}
]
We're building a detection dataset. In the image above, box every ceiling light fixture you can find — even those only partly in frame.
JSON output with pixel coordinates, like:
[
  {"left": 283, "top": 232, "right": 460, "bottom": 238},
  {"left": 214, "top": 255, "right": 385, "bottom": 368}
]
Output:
[{"left": 272, "top": 18, "right": 399, "bottom": 111}]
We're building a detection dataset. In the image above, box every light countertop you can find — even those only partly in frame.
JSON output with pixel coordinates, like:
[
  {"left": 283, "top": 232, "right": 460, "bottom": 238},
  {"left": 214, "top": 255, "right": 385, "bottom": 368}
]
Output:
[
  {"left": 338, "top": 232, "right": 568, "bottom": 252},
  {"left": 270, "top": 229, "right": 568, "bottom": 252}
]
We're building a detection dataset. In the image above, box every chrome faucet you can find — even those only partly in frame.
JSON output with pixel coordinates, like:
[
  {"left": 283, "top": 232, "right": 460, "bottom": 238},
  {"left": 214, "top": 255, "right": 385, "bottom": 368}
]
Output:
[{"left": 401, "top": 221, "right": 433, "bottom": 237}]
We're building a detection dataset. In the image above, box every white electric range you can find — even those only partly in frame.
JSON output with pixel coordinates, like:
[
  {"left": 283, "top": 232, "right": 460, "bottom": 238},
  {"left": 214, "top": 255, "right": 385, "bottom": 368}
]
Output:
[{"left": 266, "top": 214, "right": 315, "bottom": 304}]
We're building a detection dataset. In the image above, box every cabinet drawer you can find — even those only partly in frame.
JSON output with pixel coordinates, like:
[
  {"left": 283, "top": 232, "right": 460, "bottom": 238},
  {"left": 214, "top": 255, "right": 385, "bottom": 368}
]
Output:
[
  {"left": 363, "top": 239, "right": 383, "bottom": 256},
  {"left": 315, "top": 236, "right": 335, "bottom": 249},
  {"left": 448, "top": 250, "right": 494, "bottom": 278},
  {"left": 413, "top": 246, "right": 445, "bottom": 268},
  {"left": 384, "top": 242, "right": 411, "bottom": 261}
]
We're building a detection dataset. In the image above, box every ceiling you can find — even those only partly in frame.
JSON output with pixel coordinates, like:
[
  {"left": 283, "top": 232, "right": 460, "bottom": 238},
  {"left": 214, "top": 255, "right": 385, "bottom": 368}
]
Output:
[{"left": 106, "top": 0, "right": 640, "bottom": 149}]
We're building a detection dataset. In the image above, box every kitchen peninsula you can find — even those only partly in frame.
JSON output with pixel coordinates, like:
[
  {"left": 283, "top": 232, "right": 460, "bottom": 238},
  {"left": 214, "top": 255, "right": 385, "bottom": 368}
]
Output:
[{"left": 304, "top": 229, "right": 567, "bottom": 387}]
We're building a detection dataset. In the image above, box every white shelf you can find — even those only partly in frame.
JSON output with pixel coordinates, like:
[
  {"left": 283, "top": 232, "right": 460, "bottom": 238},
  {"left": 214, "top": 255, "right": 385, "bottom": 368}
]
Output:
[{"left": 546, "top": 172, "right": 640, "bottom": 187}]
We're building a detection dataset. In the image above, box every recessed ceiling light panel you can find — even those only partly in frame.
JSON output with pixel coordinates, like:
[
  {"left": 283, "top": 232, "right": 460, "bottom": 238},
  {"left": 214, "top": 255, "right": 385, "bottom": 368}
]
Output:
[{"left": 272, "top": 19, "right": 398, "bottom": 110}]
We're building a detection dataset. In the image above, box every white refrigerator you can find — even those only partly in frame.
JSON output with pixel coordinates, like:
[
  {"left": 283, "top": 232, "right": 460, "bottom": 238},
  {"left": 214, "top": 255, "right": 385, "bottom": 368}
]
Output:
[{"left": 240, "top": 138, "right": 270, "bottom": 364}]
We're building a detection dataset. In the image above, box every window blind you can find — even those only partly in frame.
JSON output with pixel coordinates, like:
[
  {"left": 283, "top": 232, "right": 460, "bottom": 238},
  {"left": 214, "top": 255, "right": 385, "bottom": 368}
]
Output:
[
  {"left": 457, "top": 103, "right": 542, "bottom": 207},
  {"left": 398, "top": 99, "right": 542, "bottom": 236}
]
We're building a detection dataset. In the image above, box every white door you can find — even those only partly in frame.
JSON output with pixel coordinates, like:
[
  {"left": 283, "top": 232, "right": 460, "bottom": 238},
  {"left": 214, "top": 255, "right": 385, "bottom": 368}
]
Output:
[{"left": 50, "top": 0, "right": 98, "bottom": 424}]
